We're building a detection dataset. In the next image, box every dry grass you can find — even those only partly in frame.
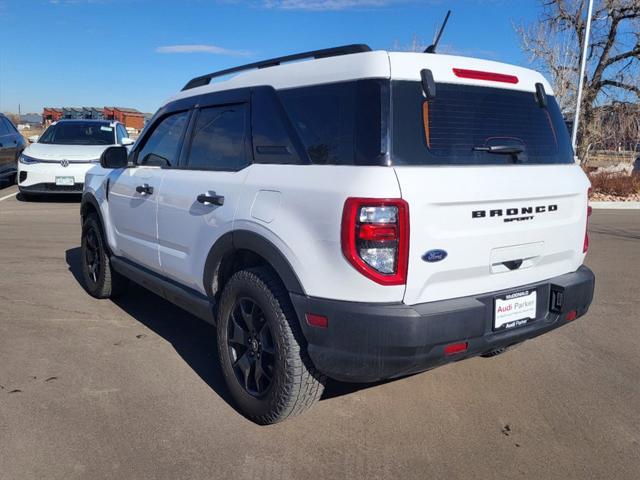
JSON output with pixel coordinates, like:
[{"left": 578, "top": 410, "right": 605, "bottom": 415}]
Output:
[
  {"left": 20, "top": 128, "right": 45, "bottom": 143},
  {"left": 587, "top": 171, "right": 640, "bottom": 197}
]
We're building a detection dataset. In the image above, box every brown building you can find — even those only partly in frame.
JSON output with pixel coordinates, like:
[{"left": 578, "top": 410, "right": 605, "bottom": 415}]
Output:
[
  {"left": 103, "top": 107, "right": 145, "bottom": 130},
  {"left": 43, "top": 108, "right": 64, "bottom": 124}
]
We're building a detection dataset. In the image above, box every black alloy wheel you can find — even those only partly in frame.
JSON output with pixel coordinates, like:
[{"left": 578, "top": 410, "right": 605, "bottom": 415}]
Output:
[
  {"left": 80, "top": 213, "right": 128, "bottom": 299},
  {"left": 84, "top": 226, "right": 102, "bottom": 284},
  {"left": 216, "top": 267, "right": 325, "bottom": 424},
  {"left": 227, "top": 297, "right": 276, "bottom": 397}
]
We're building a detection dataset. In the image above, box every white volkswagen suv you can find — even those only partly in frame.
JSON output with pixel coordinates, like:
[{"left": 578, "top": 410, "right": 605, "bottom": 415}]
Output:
[
  {"left": 18, "top": 119, "right": 133, "bottom": 198},
  {"left": 80, "top": 45, "right": 595, "bottom": 424}
]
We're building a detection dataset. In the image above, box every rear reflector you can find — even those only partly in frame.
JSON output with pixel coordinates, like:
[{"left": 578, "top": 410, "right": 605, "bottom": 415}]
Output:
[
  {"left": 566, "top": 310, "right": 578, "bottom": 321},
  {"left": 305, "top": 313, "right": 328, "bottom": 329},
  {"left": 444, "top": 342, "right": 468, "bottom": 356},
  {"left": 453, "top": 68, "right": 519, "bottom": 84}
]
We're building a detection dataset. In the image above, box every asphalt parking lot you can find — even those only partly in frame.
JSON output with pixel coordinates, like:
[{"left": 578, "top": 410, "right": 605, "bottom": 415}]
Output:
[{"left": 0, "top": 182, "right": 638, "bottom": 480}]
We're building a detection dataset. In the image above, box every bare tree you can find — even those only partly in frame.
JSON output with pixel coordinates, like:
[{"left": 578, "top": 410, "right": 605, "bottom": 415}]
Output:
[{"left": 517, "top": 0, "right": 640, "bottom": 162}]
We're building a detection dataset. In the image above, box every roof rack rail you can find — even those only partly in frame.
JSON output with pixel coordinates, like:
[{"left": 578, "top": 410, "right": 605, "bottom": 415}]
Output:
[{"left": 181, "top": 44, "right": 372, "bottom": 91}]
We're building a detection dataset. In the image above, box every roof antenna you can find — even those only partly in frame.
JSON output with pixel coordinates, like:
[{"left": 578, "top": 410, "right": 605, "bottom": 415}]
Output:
[{"left": 424, "top": 10, "right": 451, "bottom": 54}]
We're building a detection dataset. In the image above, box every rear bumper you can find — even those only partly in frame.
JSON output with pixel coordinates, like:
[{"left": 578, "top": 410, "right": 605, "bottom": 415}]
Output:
[{"left": 291, "top": 266, "right": 595, "bottom": 382}]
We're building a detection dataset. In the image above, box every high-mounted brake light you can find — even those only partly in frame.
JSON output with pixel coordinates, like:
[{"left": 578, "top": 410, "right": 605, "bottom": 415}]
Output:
[
  {"left": 452, "top": 68, "right": 519, "bottom": 84},
  {"left": 583, "top": 189, "right": 592, "bottom": 253},
  {"left": 341, "top": 198, "right": 409, "bottom": 286}
]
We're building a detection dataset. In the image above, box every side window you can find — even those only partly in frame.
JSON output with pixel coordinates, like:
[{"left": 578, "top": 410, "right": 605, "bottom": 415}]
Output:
[
  {"left": 0, "top": 118, "right": 10, "bottom": 136},
  {"left": 185, "top": 104, "right": 247, "bottom": 171},
  {"left": 252, "top": 88, "right": 305, "bottom": 165},
  {"left": 136, "top": 111, "right": 189, "bottom": 167},
  {"left": 278, "top": 80, "right": 384, "bottom": 165},
  {"left": 3, "top": 118, "right": 18, "bottom": 134}
]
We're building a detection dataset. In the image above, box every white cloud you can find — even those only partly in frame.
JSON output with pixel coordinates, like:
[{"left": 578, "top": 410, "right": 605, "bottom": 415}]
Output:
[
  {"left": 156, "top": 44, "right": 253, "bottom": 56},
  {"left": 262, "top": 0, "right": 397, "bottom": 10}
]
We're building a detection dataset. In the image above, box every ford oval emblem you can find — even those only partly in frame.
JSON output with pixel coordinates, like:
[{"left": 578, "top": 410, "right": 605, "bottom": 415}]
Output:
[{"left": 422, "top": 249, "right": 448, "bottom": 263}]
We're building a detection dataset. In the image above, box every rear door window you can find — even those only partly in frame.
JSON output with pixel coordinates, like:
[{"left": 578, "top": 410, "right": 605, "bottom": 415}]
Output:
[
  {"left": 392, "top": 81, "right": 574, "bottom": 165},
  {"left": 184, "top": 104, "right": 248, "bottom": 171}
]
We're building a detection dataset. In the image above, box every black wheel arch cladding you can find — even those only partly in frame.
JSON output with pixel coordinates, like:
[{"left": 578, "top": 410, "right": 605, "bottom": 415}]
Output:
[{"left": 203, "top": 230, "right": 306, "bottom": 300}]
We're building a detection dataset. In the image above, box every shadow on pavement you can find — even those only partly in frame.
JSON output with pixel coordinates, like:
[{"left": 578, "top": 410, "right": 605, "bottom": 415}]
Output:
[
  {"left": 589, "top": 226, "right": 640, "bottom": 241},
  {"left": 65, "top": 247, "right": 378, "bottom": 407}
]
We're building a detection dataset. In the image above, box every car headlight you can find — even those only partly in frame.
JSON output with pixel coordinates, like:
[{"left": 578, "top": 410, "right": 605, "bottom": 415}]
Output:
[{"left": 19, "top": 154, "right": 40, "bottom": 165}]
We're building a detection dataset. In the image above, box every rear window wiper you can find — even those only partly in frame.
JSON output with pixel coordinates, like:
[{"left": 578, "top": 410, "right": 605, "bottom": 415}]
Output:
[
  {"left": 472, "top": 145, "right": 524, "bottom": 155},
  {"left": 473, "top": 145, "right": 524, "bottom": 163}
]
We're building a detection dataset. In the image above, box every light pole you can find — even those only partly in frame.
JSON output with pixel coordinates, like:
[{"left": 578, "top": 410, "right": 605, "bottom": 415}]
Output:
[{"left": 571, "top": 0, "right": 595, "bottom": 156}]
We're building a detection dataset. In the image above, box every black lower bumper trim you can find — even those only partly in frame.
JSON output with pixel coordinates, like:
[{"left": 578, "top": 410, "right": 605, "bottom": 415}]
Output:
[
  {"left": 20, "top": 183, "right": 84, "bottom": 194},
  {"left": 291, "top": 266, "right": 595, "bottom": 382}
]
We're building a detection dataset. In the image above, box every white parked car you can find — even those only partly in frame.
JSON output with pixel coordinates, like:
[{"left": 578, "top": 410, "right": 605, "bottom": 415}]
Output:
[
  {"left": 18, "top": 119, "right": 133, "bottom": 198},
  {"left": 81, "top": 44, "right": 595, "bottom": 424}
]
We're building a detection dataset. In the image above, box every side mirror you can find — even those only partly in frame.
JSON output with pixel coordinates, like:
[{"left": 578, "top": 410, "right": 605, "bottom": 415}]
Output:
[
  {"left": 28, "top": 135, "right": 39, "bottom": 143},
  {"left": 100, "top": 146, "right": 129, "bottom": 169},
  {"left": 121, "top": 137, "right": 135, "bottom": 146}
]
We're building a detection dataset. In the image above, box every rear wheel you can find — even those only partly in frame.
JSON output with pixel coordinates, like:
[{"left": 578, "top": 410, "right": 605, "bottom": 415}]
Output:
[
  {"left": 81, "top": 213, "right": 128, "bottom": 299},
  {"left": 217, "top": 267, "right": 325, "bottom": 424}
]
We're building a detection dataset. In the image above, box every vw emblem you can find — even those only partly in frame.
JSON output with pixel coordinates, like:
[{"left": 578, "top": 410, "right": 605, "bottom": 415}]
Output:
[{"left": 60, "top": 159, "right": 70, "bottom": 168}]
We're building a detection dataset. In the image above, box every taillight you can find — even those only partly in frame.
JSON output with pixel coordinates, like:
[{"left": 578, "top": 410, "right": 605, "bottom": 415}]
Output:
[
  {"left": 583, "top": 189, "right": 592, "bottom": 253},
  {"left": 341, "top": 198, "right": 409, "bottom": 285}
]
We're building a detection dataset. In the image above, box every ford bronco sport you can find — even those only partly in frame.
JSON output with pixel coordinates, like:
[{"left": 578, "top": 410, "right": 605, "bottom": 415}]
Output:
[{"left": 80, "top": 44, "right": 595, "bottom": 424}]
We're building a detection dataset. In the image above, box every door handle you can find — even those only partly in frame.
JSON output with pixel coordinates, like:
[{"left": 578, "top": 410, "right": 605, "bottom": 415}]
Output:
[
  {"left": 135, "top": 183, "right": 154, "bottom": 195},
  {"left": 197, "top": 191, "right": 224, "bottom": 206}
]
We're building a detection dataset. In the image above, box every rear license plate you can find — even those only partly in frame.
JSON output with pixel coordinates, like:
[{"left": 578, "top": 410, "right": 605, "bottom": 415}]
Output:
[
  {"left": 494, "top": 290, "right": 537, "bottom": 331},
  {"left": 55, "top": 176, "right": 74, "bottom": 186}
]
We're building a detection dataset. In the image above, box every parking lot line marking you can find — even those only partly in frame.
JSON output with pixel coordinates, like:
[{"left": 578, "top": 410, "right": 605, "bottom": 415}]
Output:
[{"left": 0, "top": 192, "right": 18, "bottom": 202}]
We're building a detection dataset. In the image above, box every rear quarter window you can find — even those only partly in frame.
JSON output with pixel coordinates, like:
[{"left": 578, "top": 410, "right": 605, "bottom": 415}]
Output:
[
  {"left": 277, "top": 80, "right": 387, "bottom": 165},
  {"left": 392, "top": 81, "right": 574, "bottom": 165}
]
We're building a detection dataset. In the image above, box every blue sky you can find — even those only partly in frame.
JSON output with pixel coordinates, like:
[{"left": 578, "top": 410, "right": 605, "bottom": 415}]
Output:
[{"left": 0, "top": 0, "right": 541, "bottom": 114}]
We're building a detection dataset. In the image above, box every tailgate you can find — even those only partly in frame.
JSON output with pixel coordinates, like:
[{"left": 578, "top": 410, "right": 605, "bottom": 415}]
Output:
[{"left": 396, "top": 165, "right": 589, "bottom": 305}]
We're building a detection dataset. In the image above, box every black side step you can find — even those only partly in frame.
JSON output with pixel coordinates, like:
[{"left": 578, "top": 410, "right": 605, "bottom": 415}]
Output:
[{"left": 111, "top": 256, "right": 216, "bottom": 325}]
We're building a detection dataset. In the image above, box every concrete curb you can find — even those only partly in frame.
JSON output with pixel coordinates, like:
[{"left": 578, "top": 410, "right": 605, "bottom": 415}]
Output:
[{"left": 591, "top": 201, "right": 640, "bottom": 210}]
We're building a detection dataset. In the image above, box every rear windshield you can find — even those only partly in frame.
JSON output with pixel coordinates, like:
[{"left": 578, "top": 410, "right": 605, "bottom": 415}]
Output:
[
  {"left": 392, "top": 81, "right": 574, "bottom": 165},
  {"left": 39, "top": 122, "right": 115, "bottom": 145}
]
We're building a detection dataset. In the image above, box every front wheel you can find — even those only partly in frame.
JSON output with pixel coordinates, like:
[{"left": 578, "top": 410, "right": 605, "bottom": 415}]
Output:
[
  {"left": 80, "top": 214, "right": 128, "bottom": 299},
  {"left": 216, "top": 267, "right": 325, "bottom": 425}
]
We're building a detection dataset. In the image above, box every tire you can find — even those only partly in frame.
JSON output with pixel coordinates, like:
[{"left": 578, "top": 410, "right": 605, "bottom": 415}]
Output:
[
  {"left": 80, "top": 213, "right": 128, "bottom": 299},
  {"left": 217, "top": 267, "right": 325, "bottom": 424}
]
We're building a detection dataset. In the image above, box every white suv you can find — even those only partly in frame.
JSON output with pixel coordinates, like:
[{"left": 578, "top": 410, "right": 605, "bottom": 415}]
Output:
[
  {"left": 18, "top": 119, "right": 133, "bottom": 197},
  {"left": 80, "top": 44, "right": 595, "bottom": 424}
]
